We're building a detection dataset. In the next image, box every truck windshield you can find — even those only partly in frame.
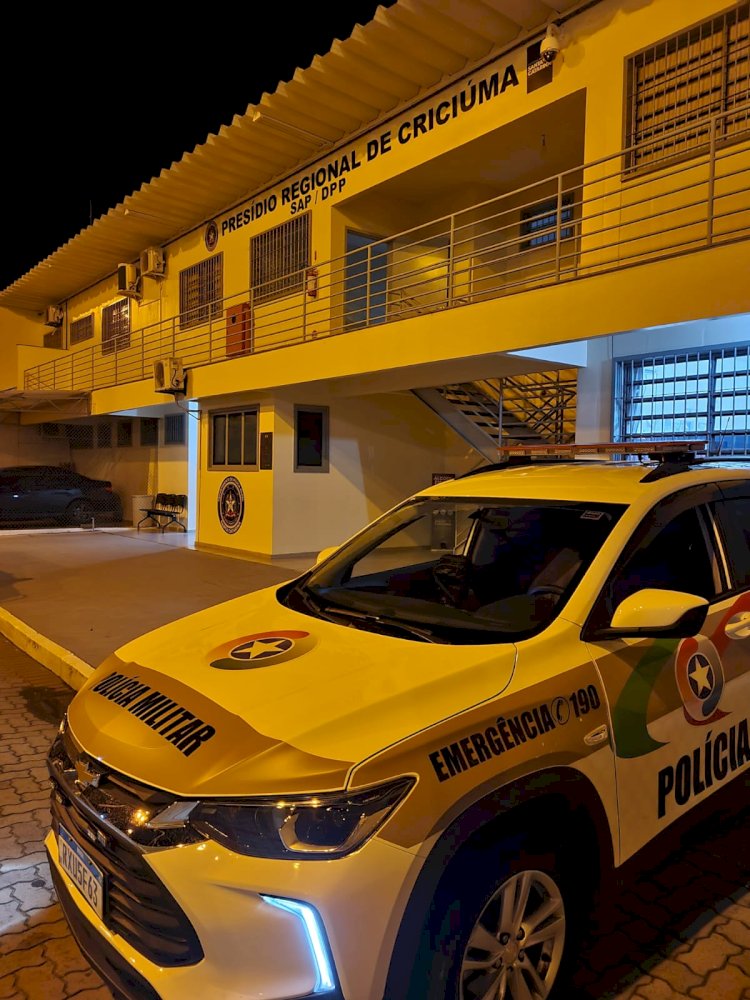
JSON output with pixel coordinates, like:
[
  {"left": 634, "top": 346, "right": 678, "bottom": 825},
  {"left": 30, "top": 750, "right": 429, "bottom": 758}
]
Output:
[{"left": 284, "top": 497, "right": 625, "bottom": 644}]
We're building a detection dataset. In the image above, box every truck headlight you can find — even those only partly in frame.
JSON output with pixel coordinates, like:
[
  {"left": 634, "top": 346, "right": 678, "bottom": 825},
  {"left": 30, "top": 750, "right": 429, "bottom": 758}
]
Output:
[{"left": 191, "top": 776, "right": 414, "bottom": 859}]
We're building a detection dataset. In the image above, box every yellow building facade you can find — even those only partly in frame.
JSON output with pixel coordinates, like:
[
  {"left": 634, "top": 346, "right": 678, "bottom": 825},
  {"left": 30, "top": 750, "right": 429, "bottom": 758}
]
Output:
[{"left": 1, "top": 0, "right": 749, "bottom": 556}]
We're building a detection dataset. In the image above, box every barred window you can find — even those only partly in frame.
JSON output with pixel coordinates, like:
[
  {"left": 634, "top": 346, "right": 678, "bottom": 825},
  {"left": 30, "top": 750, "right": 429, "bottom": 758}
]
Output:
[
  {"left": 520, "top": 194, "right": 574, "bottom": 249},
  {"left": 102, "top": 300, "right": 130, "bottom": 355},
  {"left": 179, "top": 254, "right": 223, "bottom": 330},
  {"left": 614, "top": 344, "right": 750, "bottom": 455},
  {"left": 210, "top": 409, "right": 258, "bottom": 468},
  {"left": 71, "top": 314, "right": 94, "bottom": 345},
  {"left": 140, "top": 418, "right": 159, "bottom": 446},
  {"left": 43, "top": 329, "right": 62, "bottom": 349},
  {"left": 117, "top": 419, "right": 133, "bottom": 447},
  {"left": 251, "top": 214, "right": 310, "bottom": 303},
  {"left": 625, "top": 3, "right": 750, "bottom": 170},
  {"left": 164, "top": 413, "right": 187, "bottom": 445},
  {"left": 97, "top": 423, "right": 112, "bottom": 448},
  {"left": 69, "top": 425, "right": 94, "bottom": 449}
]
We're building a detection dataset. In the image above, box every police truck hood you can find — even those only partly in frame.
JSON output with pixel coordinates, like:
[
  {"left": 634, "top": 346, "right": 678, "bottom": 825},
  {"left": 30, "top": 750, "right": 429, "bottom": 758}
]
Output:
[{"left": 66, "top": 585, "right": 517, "bottom": 796}]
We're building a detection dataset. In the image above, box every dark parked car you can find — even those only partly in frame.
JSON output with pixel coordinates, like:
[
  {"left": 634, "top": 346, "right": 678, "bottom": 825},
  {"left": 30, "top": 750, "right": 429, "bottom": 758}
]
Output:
[{"left": 0, "top": 466, "right": 123, "bottom": 525}]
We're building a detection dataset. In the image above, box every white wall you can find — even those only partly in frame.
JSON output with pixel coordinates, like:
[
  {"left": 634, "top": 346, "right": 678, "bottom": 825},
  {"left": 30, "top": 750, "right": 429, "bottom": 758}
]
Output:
[{"left": 272, "top": 391, "right": 478, "bottom": 554}]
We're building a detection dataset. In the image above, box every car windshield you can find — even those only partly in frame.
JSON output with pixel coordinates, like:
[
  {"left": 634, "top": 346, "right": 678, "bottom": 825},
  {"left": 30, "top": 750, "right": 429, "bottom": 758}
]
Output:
[{"left": 284, "top": 496, "right": 625, "bottom": 644}]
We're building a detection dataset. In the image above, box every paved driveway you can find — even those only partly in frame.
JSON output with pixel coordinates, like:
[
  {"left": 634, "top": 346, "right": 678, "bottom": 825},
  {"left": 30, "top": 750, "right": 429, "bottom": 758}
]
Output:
[{"left": 0, "top": 529, "right": 299, "bottom": 668}]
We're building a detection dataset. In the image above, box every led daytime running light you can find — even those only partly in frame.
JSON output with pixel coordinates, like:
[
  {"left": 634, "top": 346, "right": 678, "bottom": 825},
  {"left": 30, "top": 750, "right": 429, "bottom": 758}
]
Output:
[{"left": 260, "top": 895, "right": 336, "bottom": 993}]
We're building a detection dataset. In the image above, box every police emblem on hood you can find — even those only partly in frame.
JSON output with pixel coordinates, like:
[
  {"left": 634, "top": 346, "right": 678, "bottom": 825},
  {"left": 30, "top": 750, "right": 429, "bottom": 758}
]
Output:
[{"left": 209, "top": 630, "right": 313, "bottom": 669}]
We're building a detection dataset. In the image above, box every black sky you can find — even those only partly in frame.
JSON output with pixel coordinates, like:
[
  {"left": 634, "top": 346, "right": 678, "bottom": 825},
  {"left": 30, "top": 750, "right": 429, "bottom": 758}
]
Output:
[{"left": 1, "top": 4, "right": 396, "bottom": 291}]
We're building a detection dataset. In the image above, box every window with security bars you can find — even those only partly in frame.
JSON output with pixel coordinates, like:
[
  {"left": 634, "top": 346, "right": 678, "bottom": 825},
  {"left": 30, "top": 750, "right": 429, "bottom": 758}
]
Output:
[
  {"left": 97, "top": 423, "right": 112, "bottom": 448},
  {"left": 520, "top": 194, "right": 575, "bottom": 249},
  {"left": 70, "top": 314, "right": 94, "bottom": 345},
  {"left": 164, "top": 413, "right": 186, "bottom": 445},
  {"left": 251, "top": 214, "right": 310, "bottom": 303},
  {"left": 69, "top": 425, "right": 94, "bottom": 449},
  {"left": 614, "top": 345, "right": 750, "bottom": 455},
  {"left": 43, "top": 329, "right": 62, "bottom": 349},
  {"left": 140, "top": 418, "right": 159, "bottom": 447},
  {"left": 179, "top": 254, "right": 223, "bottom": 330},
  {"left": 117, "top": 420, "right": 133, "bottom": 447},
  {"left": 102, "top": 300, "right": 130, "bottom": 355},
  {"left": 625, "top": 3, "right": 750, "bottom": 171}
]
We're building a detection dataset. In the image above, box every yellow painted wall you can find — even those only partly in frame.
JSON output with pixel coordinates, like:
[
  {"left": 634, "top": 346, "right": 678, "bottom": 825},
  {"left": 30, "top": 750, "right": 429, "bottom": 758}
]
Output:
[
  {"left": 16, "top": 345, "right": 68, "bottom": 390},
  {"left": 193, "top": 390, "right": 477, "bottom": 557},
  {"left": 197, "top": 398, "right": 276, "bottom": 555},
  {"left": 0, "top": 422, "right": 70, "bottom": 466},
  {"left": 271, "top": 392, "right": 474, "bottom": 554},
  {"left": 12, "top": 0, "right": 750, "bottom": 411},
  {"left": 171, "top": 237, "right": 750, "bottom": 407},
  {"left": 0, "top": 309, "right": 46, "bottom": 390}
]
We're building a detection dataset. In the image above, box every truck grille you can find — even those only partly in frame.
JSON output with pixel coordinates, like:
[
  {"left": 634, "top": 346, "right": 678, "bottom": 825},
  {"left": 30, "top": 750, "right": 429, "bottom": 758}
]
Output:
[{"left": 48, "top": 731, "right": 203, "bottom": 968}]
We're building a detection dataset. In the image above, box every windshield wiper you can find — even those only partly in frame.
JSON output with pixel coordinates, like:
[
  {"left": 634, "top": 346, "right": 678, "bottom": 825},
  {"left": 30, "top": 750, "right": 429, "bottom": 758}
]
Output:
[
  {"left": 288, "top": 583, "right": 340, "bottom": 623},
  {"left": 323, "top": 605, "right": 445, "bottom": 643}
]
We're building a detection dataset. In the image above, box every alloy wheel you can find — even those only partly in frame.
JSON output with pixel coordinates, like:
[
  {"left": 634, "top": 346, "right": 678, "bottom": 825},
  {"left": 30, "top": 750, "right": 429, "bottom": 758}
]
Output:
[{"left": 460, "top": 869, "right": 566, "bottom": 999}]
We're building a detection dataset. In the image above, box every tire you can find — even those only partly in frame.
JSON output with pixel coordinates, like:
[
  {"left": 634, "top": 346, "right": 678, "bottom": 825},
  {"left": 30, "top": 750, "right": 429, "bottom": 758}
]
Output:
[
  {"left": 66, "top": 499, "right": 95, "bottom": 526},
  {"left": 405, "top": 830, "right": 587, "bottom": 1000}
]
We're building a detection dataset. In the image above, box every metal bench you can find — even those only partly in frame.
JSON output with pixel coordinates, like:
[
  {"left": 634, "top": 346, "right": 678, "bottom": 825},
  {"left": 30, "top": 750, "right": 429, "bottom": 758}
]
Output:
[{"left": 136, "top": 493, "right": 187, "bottom": 532}]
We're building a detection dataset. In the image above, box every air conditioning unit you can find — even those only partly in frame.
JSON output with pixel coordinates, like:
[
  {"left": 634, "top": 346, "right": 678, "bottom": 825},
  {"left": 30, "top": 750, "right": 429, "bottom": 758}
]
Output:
[
  {"left": 44, "top": 305, "right": 64, "bottom": 327},
  {"left": 154, "top": 357, "right": 186, "bottom": 394},
  {"left": 140, "top": 246, "right": 166, "bottom": 278},
  {"left": 117, "top": 262, "right": 141, "bottom": 299}
]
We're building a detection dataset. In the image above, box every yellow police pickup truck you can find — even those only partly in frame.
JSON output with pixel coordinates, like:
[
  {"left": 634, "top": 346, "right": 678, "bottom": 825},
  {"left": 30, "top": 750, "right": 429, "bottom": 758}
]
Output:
[{"left": 46, "top": 445, "right": 750, "bottom": 1000}]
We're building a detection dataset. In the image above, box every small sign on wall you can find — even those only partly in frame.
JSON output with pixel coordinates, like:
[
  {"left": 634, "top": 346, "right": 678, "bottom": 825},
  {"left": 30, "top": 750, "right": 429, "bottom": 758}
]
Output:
[{"left": 527, "top": 40, "right": 554, "bottom": 92}]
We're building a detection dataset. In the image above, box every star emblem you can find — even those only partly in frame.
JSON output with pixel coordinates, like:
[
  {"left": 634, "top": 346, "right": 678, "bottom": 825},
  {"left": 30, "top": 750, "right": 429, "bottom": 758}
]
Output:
[
  {"left": 688, "top": 654, "right": 714, "bottom": 699},
  {"left": 209, "top": 629, "right": 310, "bottom": 670},
  {"left": 230, "top": 637, "right": 294, "bottom": 661},
  {"left": 218, "top": 477, "right": 245, "bottom": 534}
]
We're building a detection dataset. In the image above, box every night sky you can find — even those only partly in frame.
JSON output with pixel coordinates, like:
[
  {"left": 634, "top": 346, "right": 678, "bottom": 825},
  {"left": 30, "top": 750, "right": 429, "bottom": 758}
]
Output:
[{"left": 1, "top": 3, "right": 395, "bottom": 292}]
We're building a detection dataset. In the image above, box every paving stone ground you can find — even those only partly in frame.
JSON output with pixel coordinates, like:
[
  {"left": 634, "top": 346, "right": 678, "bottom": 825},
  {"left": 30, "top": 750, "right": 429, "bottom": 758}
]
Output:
[
  {"left": 573, "top": 787, "right": 750, "bottom": 999},
  {"left": 1, "top": 631, "right": 749, "bottom": 999},
  {"left": 0, "top": 636, "right": 110, "bottom": 1000}
]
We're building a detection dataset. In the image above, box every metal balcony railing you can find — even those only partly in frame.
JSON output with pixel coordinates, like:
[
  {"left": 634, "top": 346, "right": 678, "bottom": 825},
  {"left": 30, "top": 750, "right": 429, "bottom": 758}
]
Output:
[{"left": 24, "top": 108, "right": 750, "bottom": 395}]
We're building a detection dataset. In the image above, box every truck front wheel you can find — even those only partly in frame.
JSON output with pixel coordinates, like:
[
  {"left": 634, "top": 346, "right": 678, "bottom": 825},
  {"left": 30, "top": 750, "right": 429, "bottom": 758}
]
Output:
[{"left": 405, "top": 831, "right": 585, "bottom": 1000}]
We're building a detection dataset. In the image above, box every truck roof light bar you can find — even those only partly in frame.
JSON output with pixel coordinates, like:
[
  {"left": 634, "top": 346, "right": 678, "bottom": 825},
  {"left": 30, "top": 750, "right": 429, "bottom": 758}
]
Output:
[{"left": 496, "top": 441, "right": 708, "bottom": 459}]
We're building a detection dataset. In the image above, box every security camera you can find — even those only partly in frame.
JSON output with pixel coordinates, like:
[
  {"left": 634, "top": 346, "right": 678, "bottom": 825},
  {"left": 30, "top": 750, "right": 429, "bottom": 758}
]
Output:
[{"left": 540, "top": 24, "right": 561, "bottom": 62}]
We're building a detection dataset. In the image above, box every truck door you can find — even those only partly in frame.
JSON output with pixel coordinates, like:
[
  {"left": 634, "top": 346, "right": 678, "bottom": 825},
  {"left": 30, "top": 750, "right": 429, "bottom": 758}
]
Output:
[{"left": 584, "top": 485, "right": 748, "bottom": 861}]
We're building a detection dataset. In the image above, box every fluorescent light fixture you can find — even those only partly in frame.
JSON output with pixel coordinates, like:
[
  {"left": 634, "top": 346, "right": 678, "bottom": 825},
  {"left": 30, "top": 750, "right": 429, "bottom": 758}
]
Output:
[
  {"left": 251, "top": 109, "right": 329, "bottom": 147},
  {"left": 260, "top": 894, "right": 336, "bottom": 993}
]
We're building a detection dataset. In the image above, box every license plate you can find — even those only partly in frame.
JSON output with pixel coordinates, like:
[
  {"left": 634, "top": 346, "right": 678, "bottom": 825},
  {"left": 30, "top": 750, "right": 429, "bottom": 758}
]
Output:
[{"left": 58, "top": 825, "right": 105, "bottom": 920}]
